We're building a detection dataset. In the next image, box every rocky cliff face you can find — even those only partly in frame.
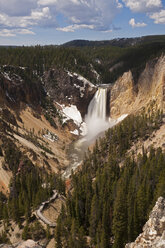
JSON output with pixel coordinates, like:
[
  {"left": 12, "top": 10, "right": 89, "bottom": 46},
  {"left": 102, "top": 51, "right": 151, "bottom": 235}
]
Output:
[
  {"left": 110, "top": 56, "right": 165, "bottom": 118},
  {"left": 110, "top": 70, "right": 136, "bottom": 117},
  {"left": 0, "top": 239, "right": 44, "bottom": 248},
  {"left": 43, "top": 68, "right": 96, "bottom": 117},
  {"left": 0, "top": 66, "right": 45, "bottom": 110},
  {"left": 126, "top": 197, "right": 165, "bottom": 248}
]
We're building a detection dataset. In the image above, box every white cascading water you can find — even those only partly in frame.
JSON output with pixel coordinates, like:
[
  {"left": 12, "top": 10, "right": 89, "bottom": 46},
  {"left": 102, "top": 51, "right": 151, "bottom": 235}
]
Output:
[
  {"left": 63, "top": 88, "right": 109, "bottom": 178},
  {"left": 68, "top": 87, "right": 128, "bottom": 178},
  {"left": 85, "top": 88, "right": 110, "bottom": 142},
  {"left": 87, "top": 88, "right": 107, "bottom": 121}
]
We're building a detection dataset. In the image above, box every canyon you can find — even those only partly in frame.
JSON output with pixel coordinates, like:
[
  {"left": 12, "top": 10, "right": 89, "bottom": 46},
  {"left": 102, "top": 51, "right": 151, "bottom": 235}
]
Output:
[{"left": 0, "top": 42, "right": 165, "bottom": 247}]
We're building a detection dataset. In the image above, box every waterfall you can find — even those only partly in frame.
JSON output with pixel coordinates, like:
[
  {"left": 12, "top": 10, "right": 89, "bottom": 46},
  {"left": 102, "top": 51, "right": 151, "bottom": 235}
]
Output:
[
  {"left": 85, "top": 88, "right": 109, "bottom": 141},
  {"left": 66, "top": 87, "right": 128, "bottom": 178},
  {"left": 87, "top": 88, "right": 107, "bottom": 121}
]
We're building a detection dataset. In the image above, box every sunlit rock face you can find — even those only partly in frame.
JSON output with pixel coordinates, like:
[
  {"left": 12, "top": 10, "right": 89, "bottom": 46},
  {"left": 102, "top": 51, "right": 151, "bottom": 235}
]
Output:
[
  {"left": 110, "top": 56, "right": 165, "bottom": 118},
  {"left": 125, "top": 197, "right": 165, "bottom": 248},
  {"left": 110, "top": 70, "right": 136, "bottom": 118}
]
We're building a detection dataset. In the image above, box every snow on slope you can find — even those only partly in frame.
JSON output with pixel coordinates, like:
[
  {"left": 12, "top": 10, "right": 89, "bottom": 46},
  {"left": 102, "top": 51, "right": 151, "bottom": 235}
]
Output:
[
  {"left": 66, "top": 71, "right": 96, "bottom": 97},
  {"left": 58, "top": 103, "right": 87, "bottom": 136},
  {"left": 62, "top": 104, "right": 82, "bottom": 125}
]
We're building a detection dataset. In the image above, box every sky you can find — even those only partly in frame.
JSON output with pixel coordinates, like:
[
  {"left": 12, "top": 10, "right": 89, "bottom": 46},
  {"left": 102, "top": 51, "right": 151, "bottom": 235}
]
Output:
[{"left": 0, "top": 0, "right": 165, "bottom": 45}]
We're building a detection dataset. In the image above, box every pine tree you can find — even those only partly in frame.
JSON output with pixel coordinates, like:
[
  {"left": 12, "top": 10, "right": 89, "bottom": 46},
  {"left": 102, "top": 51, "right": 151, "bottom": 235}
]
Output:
[
  {"left": 89, "top": 194, "right": 100, "bottom": 244},
  {"left": 112, "top": 179, "right": 128, "bottom": 248},
  {"left": 55, "top": 217, "right": 62, "bottom": 248}
]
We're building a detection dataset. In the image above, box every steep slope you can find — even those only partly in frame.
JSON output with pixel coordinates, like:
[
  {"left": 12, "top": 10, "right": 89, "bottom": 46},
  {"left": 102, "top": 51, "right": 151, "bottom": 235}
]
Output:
[
  {"left": 0, "top": 44, "right": 165, "bottom": 247},
  {"left": 0, "top": 65, "right": 45, "bottom": 109},
  {"left": 52, "top": 56, "right": 165, "bottom": 248},
  {"left": 126, "top": 197, "right": 165, "bottom": 248},
  {"left": 110, "top": 55, "right": 165, "bottom": 118},
  {"left": 0, "top": 64, "right": 96, "bottom": 195},
  {"left": 43, "top": 68, "right": 96, "bottom": 117}
]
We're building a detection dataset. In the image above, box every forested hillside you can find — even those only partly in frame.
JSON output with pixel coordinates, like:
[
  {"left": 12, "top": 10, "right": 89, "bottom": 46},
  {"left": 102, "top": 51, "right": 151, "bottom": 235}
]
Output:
[
  {"left": 55, "top": 109, "right": 165, "bottom": 248},
  {"left": 0, "top": 35, "right": 165, "bottom": 84}
]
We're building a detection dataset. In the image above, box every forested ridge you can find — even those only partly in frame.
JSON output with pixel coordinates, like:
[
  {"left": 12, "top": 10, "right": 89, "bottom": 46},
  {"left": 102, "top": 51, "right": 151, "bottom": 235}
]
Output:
[
  {"left": 0, "top": 36, "right": 165, "bottom": 84},
  {"left": 55, "top": 109, "right": 165, "bottom": 248}
]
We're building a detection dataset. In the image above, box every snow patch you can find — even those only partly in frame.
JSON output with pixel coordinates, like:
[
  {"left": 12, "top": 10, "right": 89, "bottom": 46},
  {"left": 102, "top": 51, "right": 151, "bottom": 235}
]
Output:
[
  {"left": 19, "top": 66, "right": 26, "bottom": 70},
  {"left": 71, "top": 129, "right": 79, "bottom": 135},
  {"left": 90, "top": 64, "right": 100, "bottom": 81},
  {"left": 73, "top": 72, "right": 95, "bottom": 88},
  {"left": 74, "top": 83, "right": 85, "bottom": 97},
  {"left": 58, "top": 102, "right": 86, "bottom": 136},
  {"left": 2, "top": 72, "right": 11, "bottom": 81},
  {"left": 5, "top": 91, "right": 15, "bottom": 102},
  {"left": 80, "top": 122, "right": 87, "bottom": 136},
  {"left": 95, "top": 58, "right": 101, "bottom": 64},
  {"left": 62, "top": 104, "right": 82, "bottom": 126},
  {"left": 67, "top": 71, "right": 73, "bottom": 77},
  {"left": 66, "top": 70, "right": 95, "bottom": 97},
  {"left": 43, "top": 131, "right": 58, "bottom": 142},
  {"left": 73, "top": 72, "right": 95, "bottom": 97}
]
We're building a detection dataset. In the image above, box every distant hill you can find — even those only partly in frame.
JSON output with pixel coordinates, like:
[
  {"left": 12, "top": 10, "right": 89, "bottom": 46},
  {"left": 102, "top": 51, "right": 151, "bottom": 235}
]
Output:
[
  {"left": 0, "top": 45, "right": 18, "bottom": 48},
  {"left": 62, "top": 35, "right": 165, "bottom": 48}
]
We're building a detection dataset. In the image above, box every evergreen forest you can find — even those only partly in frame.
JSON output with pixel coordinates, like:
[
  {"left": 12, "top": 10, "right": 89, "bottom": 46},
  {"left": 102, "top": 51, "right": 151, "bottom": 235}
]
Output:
[
  {"left": 0, "top": 36, "right": 165, "bottom": 84},
  {"left": 55, "top": 109, "right": 165, "bottom": 248}
]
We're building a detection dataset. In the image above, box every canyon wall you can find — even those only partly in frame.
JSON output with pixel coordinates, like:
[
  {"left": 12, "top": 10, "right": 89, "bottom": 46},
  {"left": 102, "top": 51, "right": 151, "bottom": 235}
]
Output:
[{"left": 110, "top": 56, "right": 165, "bottom": 118}]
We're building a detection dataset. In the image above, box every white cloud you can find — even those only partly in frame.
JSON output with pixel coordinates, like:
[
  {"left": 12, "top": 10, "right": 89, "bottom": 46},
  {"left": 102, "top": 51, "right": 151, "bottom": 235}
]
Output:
[
  {"left": 102, "top": 29, "right": 113, "bottom": 33},
  {"left": 0, "top": 29, "right": 16, "bottom": 37},
  {"left": 0, "top": 0, "right": 123, "bottom": 33},
  {"left": 38, "top": 0, "right": 122, "bottom": 31},
  {"left": 31, "top": 7, "right": 50, "bottom": 20},
  {"left": 38, "top": 0, "right": 58, "bottom": 5},
  {"left": 122, "top": 0, "right": 162, "bottom": 12},
  {"left": 0, "top": 28, "right": 35, "bottom": 37},
  {"left": 0, "top": 7, "right": 52, "bottom": 29},
  {"left": 1, "top": 0, "right": 163, "bottom": 38},
  {"left": 116, "top": 0, "right": 123, "bottom": 8},
  {"left": 16, "top": 29, "right": 35, "bottom": 35},
  {"left": 129, "top": 18, "right": 147, "bottom": 27},
  {"left": 57, "top": 24, "right": 95, "bottom": 32},
  {"left": 150, "top": 10, "right": 165, "bottom": 24}
]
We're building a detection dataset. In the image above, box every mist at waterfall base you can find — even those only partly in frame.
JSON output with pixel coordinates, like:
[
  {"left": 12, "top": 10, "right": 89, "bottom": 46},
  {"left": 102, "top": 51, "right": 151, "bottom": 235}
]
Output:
[
  {"left": 85, "top": 88, "right": 112, "bottom": 143},
  {"left": 63, "top": 88, "right": 127, "bottom": 178},
  {"left": 77, "top": 88, "right": 119, "bottom": 150}
]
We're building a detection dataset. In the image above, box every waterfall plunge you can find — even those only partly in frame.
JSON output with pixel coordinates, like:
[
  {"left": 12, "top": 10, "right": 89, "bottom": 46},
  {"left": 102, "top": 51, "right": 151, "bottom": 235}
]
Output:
[
  {"left": 85, "top": 88, "right": 111, "bottom": 142},
  {"left": 72, "top": 87, "right": 128, "bottom": 176},
  {"left": 87, "top": 88, "right": 107, "bottom": 121}
]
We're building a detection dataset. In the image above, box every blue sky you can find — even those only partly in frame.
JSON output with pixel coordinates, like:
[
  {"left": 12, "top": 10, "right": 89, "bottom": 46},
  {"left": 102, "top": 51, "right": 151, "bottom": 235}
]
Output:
[{"left": 0, "top": 0, "right": 165, "bottom": 45}]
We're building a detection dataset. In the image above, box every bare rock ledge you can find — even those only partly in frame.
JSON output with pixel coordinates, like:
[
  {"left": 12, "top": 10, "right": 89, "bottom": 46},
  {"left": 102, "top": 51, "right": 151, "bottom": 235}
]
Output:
[{"left": 126, "top": 197, "right": 165, "bottom": 248}]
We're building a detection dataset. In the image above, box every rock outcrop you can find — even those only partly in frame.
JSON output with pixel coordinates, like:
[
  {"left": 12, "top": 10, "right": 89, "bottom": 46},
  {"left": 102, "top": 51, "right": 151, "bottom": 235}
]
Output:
[
  {"left": 110, "top": 70, "right": 136, "bottom": 117},
  {"left": 0, "top": 239, "right": 44, "bottom": 248},
  {"left": 110, "top": 56, "right": 165, "bottom": 118},
  {"left": 43, "top": 68, "right": 96, "bottom": 117},
  {"left": 125, "top": 197, "right": 165, "bottom": 248},
  {"left": 0, "top": 66, "right": 45, "bottom": 110}
]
